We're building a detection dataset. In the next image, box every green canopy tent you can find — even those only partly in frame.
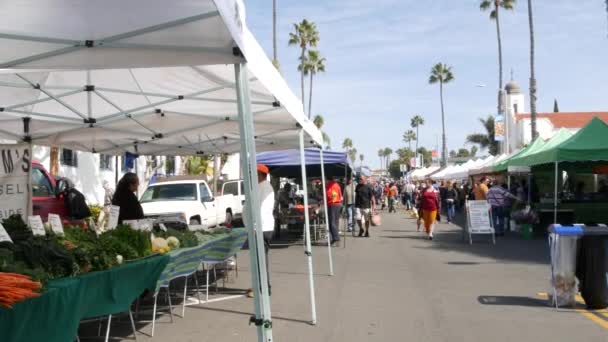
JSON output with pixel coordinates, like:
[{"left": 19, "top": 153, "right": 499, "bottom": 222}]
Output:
[
  {"left": 511, "top": 128, "right": 574, "bottom": 167},
  {"left": 525, "top": 118, "right": 608, "bottom": 222},
  {"left": 492, "top": 138, "right": 546, "bottom": 173}
]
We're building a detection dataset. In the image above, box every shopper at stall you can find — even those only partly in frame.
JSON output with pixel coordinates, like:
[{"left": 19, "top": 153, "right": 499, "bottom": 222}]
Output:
[
  {"left": 420, "top": 183, "right": 440, "bottom": 240},
  {"left": 474, "top": 177, "right": 490, "bottom": 200},
  {"left": 325, "top": 176, "right": 343, "bottom": 245},
  {"left": 486, "top": 181, "right": 517, "bottom": 236},
  {"left": 112, "top": 172, "right": 144, "bottom": 224},
  {"left": 355, "top": 176, "right": 376, "bottom": 237},
  {"left": 246, "top": 164, "right": 275, "bottom": 298},
  {"left": 445, "top": 182, "right": 458, "bottom": 223},
  {"left": 343, "top": 177, "right": 355, "bottom": 232}
]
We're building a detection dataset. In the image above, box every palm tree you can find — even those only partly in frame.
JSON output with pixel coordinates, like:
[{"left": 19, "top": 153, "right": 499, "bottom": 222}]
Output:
[
  {"left": 313, "top": 114, "right": 331, "bottom": 149},
  {"left": 410, "top": 115, "right": 424, "bottom": 167},
  {"left": 348, "top": 148, "right": 358, "bottom": 164},
  {"left": 300, "top": 50, "right": 326, "bottom": 118},
  {"left": 289, "top": 19, "right": 319, "bottom": 117},
  {"left": 403, "top": 130, "right": 416, "bottom": 151},
  {"left": 527, "top": 0, "right": 538, "bottom": 141},
  {"left": 429, "top": 63, "right": 454, "bottom": 167},
  {"left": 466, "top": 115, "right": 500, "bottom": 155},
  {"left": 480, "top": 0, "right": 516, "bottom": 115},
  {"left": 377, "top": 149, "right": 384, "bottom": 170},
  {"left": 383, "top": 147, "right": 393, "bottom": 170},
  {"left": 342, "top": 138, "right": 353, "bottom": 151}
]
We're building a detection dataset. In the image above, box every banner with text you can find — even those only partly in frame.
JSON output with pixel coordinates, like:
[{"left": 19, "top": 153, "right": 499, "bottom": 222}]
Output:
[
  {"left": 494, "top": 114, "right": 505, "bottom": 142},
  {"left": 0, "top": 144, "right": 31, "bottom": 220}
]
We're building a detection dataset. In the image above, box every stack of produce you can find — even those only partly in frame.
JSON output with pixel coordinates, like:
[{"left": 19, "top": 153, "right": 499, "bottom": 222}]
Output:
[{"left": 0, "top": 272, "right": 42, "bottom": 309}]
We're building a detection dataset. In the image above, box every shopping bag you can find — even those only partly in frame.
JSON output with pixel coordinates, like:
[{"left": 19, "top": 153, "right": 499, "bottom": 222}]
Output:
[{"left": 371, "top": 211, "right": 381, "bottom": 226}]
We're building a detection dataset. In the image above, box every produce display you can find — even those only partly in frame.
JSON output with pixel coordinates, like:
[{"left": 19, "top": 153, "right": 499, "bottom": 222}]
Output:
[{"left": 0, "top": 272, "right": 42, "bottom": 309}]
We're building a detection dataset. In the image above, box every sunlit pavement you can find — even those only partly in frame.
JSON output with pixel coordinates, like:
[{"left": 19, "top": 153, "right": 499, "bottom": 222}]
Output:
[{"left": 108, "top": 208, "right": 608, "bottom": 341}]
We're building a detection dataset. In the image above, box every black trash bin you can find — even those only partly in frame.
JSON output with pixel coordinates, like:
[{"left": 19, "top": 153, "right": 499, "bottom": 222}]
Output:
[{"left": 576, "top": 235, "right": 608, "bottom": 309}]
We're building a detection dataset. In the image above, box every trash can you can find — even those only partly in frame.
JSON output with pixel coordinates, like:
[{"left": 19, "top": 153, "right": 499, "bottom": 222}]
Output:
[
  {"left": 549, "top": 234, "right": 579, "bottom": 307},
  {"left": 576, "top": 235, "right": 608, "bottom": 309}
]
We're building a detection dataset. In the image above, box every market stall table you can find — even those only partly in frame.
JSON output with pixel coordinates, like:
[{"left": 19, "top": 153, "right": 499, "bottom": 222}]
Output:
[{"left": 0, "top": 254, "right": 169, "bottom": 342}]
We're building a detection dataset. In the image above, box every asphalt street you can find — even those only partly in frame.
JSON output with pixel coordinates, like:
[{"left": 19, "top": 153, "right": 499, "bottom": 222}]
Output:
[{"left": 106, "top": 209, "right": 608, "bottom": 341}]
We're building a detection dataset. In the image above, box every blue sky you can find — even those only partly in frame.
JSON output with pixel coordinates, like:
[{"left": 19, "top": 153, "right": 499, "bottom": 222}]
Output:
[{"left": 244, "top": 0, "right": 608, "bottom": 168}]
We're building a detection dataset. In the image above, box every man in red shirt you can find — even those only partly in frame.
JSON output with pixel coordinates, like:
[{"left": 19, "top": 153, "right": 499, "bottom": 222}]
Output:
[{"left": 326, "top": 176, "right": 343, "bottom": 245}]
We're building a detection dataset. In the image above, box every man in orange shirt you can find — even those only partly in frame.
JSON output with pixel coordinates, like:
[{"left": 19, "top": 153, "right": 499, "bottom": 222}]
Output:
[
  {"left": 326, "top": 176, "right": 343, "bottom": 245},
  {"left": 474, "top": 176, "right": 490, "bottom": 200},
  {"left": 388, "top": 182, "right": 399, "bottom": 213}
]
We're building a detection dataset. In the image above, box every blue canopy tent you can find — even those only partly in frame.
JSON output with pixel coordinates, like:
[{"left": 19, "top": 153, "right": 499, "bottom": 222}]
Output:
[{"left": 256, "top": 149, "right": 353, "bottom": 178}]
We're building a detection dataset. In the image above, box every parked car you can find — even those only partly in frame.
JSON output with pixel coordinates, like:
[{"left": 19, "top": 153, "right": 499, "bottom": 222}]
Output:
[
  {"left": 140, "top": 179, "right": 238, "bottom": 229},
  {"left": 31, "top": 161, "right": 69, "bottom": 220},
  {"left": 220, "top": 179, "right": 244, "bottom": 224}
]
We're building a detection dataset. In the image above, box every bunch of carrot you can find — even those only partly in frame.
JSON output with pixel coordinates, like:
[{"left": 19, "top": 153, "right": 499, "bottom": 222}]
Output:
[{"left": 0, "top": 272, "right": 42, "bottom": 309}]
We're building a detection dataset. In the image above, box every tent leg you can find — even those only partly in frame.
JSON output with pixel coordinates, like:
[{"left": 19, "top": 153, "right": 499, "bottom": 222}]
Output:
[
  {"left": 554, "top": 162, "right": 558, "bottom": 224},
  {"left": 235, "top": 63, "right": 273, "bottom": 342},
  {"left": 319, "top": 148, "right": 334, "bottom": 276},
  {"left": 299, "top": 130, "right": 318, "bottom": 325}
]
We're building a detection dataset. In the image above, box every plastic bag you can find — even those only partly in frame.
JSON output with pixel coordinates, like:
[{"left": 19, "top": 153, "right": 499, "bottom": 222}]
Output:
[{"left": 371, "top": 212, "right": 381, "bottom": 226}]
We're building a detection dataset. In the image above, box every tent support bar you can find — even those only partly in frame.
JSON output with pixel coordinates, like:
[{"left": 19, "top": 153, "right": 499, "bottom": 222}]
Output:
[
  {"left": 101, "top": 42, "right": 228, "bottom": 55},
  {"left": 16, "top": 74, "right": 87, "bottom": 119},
  {"left": 319, "top": 148, "right": 335, "bottom": 276},
  {"left": 163, "top": 107, "right": 280, "bottom": 121},
  {"left": 235, "top": 63, "right": 273, "bottom": 342},
  {"left": 554, "top": 162, "right": 558, "bottom": 224},
  {"left": 0, "top": 46, "right": 83, "bottom": 69},
  {"left": 2, "top": 109, "right": 83, "bottom": 123},
  {"left": 97, "top": 85, "right": 231, "bottom": 122},
  {"left": 93, "top": 90, "right": 158, "bottom": 135},
  {"left": 0, "top": 32, "right": 79, "bottom": 45},
  {"left": 4, "top": 88, "right": 83, "bottom": 111},
  {"left": 299, "top": 129, "right": 318, "bottom": 325}
]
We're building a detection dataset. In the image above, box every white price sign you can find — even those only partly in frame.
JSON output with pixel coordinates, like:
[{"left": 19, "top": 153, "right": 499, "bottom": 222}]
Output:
[
  {"left": 0, "top": 223, "right": 12, "bottom": 243},
  {"left": 48, "top": 214, "right": 64, "bottom": 235},
  {"left": 467, "top": 200, "right": 493, "bottom": 233},
  {"left": 28, "top": 215, "right": 46, "bottom": 236},
  {"left": 124, "top": 219, "right": 153, "bottom": 231},
  {"left": 107, "top": 205, "right": 120, "bottom": 230}
]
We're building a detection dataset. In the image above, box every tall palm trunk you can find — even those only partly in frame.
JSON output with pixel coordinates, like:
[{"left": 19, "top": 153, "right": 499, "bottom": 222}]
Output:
[
  {"left": 308, "top": 72, "right": 314, "bottom": 118},
  {"left": 440, "top": 82, "right": 447, "bottom": 167},
  {"left": 272, "top": 0, "right": 277, "bottom": 64},
  {"left": 495, "top": 1, "right": 504, "bottom": 115},
  {"left": 300, "top": 46, "right": 306, "bottom": 116},
  {"left": 528, "top": 0, "right": 538, "bottom": 141},
  {"left": 415, "top": 127, "right": 419, "bottom": 167}
]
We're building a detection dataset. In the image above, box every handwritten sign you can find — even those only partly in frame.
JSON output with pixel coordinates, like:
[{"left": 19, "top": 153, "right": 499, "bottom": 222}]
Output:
[
  {"left": 124, "top": 219, "right": 153, "bottom": 231},
  {"left": 0, "top": 223, "right": 12, "bottom": 243},
  {"left": 0, "top": 144, "right": 32, "bottom": 220},
  {"left": 28, "top": 215, "right": 46, "bottom": 236},
  {"left": 107, "top": 205, "right": 120, "bottom": 230},
  {"left": 48, "top": 214, "right": 64, "bottom": 235}
]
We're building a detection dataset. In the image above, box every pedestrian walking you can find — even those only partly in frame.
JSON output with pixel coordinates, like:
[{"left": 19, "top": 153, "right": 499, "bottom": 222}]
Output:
[
  {"left": 325, "top": 176, "right": 343, "bottom": 245},
  {"left": 343, "top": 177, "right": 355, "bottom": 232},
  {"left": 405, "top": 181, "right": 415, "bottom": 210},
  {"left": 474, "top": 176, "right": 490, "bottom": 200},
  {"left": 388, "top": 182, "right": 398, "bottom": 213},
  {"left": 486, "top": 181, "right": 517, "bottom": 236},
  {"left": 445, "top": 182, "right": 458, "bottom": 223},
  {"left": 420, "top": 183, "right": 440, "bottom": 240},
  {"left": 355, "top": 176, "right": 375, "bottom": 237}
]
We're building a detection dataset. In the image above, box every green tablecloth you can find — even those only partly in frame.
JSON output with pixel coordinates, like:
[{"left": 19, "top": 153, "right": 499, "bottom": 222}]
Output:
[{"left": 0, "top": 254, "right": 170, "bottom": 342}]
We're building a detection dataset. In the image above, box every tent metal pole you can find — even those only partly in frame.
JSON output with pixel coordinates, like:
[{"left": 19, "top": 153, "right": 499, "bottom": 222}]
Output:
[
  {"left": 4, "top": 88, "right": 83, "bottom": 111},
  {"left": 554, "top": 162, "right": 558, "bottom": 224},
  {"left": 319, "top": 148, "right": 334, "bottom": 276},
  {"left": 234, "top": 63, "right": 273, "bottom": 342},
  {"left": 299, "top": 130, "right": 318, "bottom": 325},
  {"left": 16, "top": 74, "right": 88, "bottom": 120}
]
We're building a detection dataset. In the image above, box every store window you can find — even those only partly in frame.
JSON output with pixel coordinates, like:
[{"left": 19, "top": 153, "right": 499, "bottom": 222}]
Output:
[{"left": 61, "top": 149, "right": 78, "bottom": 167}]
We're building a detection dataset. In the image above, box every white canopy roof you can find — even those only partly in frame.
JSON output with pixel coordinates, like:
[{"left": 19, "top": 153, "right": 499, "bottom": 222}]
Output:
[
  {"left": 468, "top": 154, "right": 506, "bottom": 176},
  {"left": 442, "top": 157, "right": 492, "bottom": 180},
  {"left": 0, "top": 0, "right": 322, "bottom": 155},
  {"left": 410, "top": 166, "right": 440, "bottom": 181}
]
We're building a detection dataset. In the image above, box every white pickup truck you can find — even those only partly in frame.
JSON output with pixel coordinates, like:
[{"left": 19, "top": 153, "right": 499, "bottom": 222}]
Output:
[
  {"left": 220, "top": 179, "right": 245, "bottom": 223},
  {"left": 140, "top": 179, "right": 238, "bottom": 229}
]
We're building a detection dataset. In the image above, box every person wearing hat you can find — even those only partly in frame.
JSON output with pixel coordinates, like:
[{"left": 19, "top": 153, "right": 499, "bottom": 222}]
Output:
[{"left": 246, "top": 164, "right": 275, "bottom": 298}]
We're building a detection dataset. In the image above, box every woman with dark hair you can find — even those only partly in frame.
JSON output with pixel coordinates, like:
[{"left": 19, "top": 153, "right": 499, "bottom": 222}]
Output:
[
  {"left": 112, "top": 172, "right": 144, "bottom": 223},
  {"left": 420, "top": 183, "right": 440, "bottom": 240}
]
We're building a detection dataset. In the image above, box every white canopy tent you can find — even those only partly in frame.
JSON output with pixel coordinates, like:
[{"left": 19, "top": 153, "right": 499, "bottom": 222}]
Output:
[
  {"left": 443, "top": 157, "right": 491, "bottom": 181},
  {"left": 0, "top": 1, "right": 325, "bottom": 340},
  {"left": 410, "top": 166, "right": 440, "bottom": 181},
  {"left": 468, "top": 154, "right": 505, "bottom": 176}
]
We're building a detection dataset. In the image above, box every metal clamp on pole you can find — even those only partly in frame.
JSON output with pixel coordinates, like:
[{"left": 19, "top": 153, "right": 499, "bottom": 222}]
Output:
[
  {"left": 304, "top": 251, "right": 312, "bottom": 256},
  {"left": 249, "top": 316, "right": 273, "bottom": 329}
]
